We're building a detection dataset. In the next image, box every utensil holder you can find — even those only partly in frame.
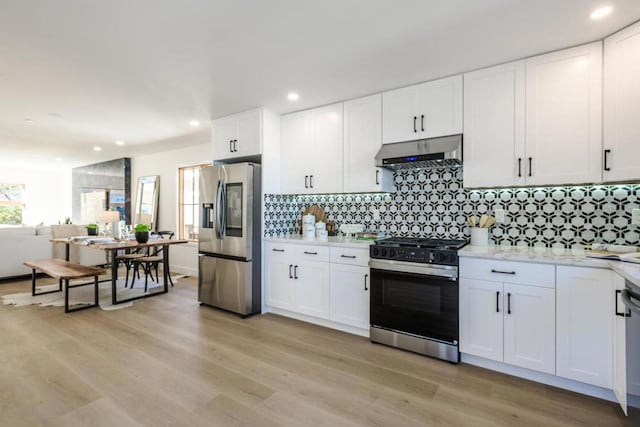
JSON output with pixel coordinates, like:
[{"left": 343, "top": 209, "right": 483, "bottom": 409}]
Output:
[{"left": 470, "top": 227, "right": 489, "bottom": 246}]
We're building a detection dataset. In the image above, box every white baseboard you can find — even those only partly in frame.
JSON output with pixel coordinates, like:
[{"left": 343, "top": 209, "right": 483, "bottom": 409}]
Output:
[
  {"left": 266, "top": 306, "right": 369, "bottom": 338},
  {"left": 171, "top": 265, "right": 197, "bottom": 276},
  {"left": 461, "top": 353, "right": 617, "bottom": 403}
]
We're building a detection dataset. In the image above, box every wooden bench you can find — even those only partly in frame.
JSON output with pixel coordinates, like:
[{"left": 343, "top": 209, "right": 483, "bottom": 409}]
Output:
[{"left": 23, "top": 259, "right": 105, "bottom": 313}]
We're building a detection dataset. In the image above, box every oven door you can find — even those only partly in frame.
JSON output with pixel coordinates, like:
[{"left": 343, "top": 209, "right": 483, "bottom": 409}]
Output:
[{"left": 370, "top": 259, "right": 459, "bottom": 344}]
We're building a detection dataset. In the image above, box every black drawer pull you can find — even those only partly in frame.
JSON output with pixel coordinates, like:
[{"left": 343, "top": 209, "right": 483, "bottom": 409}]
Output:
[
  {"left": 364, "top": 274, "right": 369, "bottom": 291},
  {"left": 289, "top": 264, "right": 293, "bottom": 279},
  {"left": 340, "top": 255, "right": 356, "bottom": 259},
  {"left": 496, "top": 291, "right": 500, "bottom": 313},
  {"left": 304, "top": 251, "right": 318, "bottom": 255},
  {"left": 491, "top": 269, "right": 516, "bottom": 275},
  {"left": 507, "top": 292, "right": 512, "bottom": 314},
  {"left": 272, "top": 248, "right": 285, "bottom": 252},
  {"left": 294, "top": 265, "right": 298, "bottom": 279}
]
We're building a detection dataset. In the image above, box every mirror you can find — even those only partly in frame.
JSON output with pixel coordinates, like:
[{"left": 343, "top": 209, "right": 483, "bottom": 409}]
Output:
[{"left": 135, "top": 175, "right": 159, "bottom": 230}]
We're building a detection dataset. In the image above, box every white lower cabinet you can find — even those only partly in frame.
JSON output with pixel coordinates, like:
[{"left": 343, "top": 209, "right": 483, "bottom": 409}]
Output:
[
  {"left": 295, "top": 258, "right": 330, "bottom": 319},
  {"left": 612, "top": 272, "right": 627, "bottom": 414},
  {"left": 330, "top": 263, "right": 369, "bottom": 330},
  {"left": 460, "top": 258, "right": 556, "bottom": 375},
  {"left": 556, "top": 266, "right": 614, "bottom": 388},
  {"left": 503, "top": 282, "right": 555, "bottom": 375},
  {"left": 265, "top": 241, "right": 370, "bottom": 334}
]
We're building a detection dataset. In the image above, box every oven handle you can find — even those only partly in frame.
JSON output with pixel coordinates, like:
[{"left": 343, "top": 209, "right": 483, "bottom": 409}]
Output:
[
  {"left": 369, "top": 259, "right": 458, "bottom": 280},
  {"left": 621, "top": 288, "right": 640, "bottom": 316}
]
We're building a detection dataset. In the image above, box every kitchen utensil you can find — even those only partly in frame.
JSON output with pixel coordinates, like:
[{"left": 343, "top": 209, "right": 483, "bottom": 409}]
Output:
[
  {"left": 467, "top": 216, "right": 477, "bottom": 227},
  {"left": 485, "top": 217, "right": 496, "bottom": 228},
  {"left": 479, "top": 214, "right": 489, "bottom": 228}
]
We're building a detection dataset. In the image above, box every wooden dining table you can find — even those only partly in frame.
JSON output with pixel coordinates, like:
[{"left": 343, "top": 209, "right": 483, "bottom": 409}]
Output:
[{"left": 51, "top": 237, "right": 188, "bottom": 305}]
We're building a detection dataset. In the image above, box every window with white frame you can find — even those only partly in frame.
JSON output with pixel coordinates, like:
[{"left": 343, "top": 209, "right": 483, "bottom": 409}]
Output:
[
  {"left": 0, "top": 183, "right": 25, "bottom": 226},
  {"left": 178, "top": 165, "right": 206, "bottom": 241}
]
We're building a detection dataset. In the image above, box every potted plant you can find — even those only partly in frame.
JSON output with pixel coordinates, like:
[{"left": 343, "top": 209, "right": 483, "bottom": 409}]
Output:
[
  {"left": 134, "top": 223, "right": 150, "bottom": 243},
  {"left": 86, "top": 223, "right": 98, "bottom": 236}
]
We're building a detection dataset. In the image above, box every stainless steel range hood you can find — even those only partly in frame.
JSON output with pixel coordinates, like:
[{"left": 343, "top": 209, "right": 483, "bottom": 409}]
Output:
[{"left": 375, "top": 134, "right": 463, "bottom": 170}]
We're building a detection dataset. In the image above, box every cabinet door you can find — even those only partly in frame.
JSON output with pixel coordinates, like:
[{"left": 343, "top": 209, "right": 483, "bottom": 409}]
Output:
[
  {"left": 212, "top": 115, "right": 238, "bottom": 160},
  {"left": 265, "top": 256, "right": 295, "bottom": 310},
  {"left": 294, "top": 259, "right": 330, "bottom": 319},
  {"left": 604, "top": 21, "right": 640, "bottom": 182},
  {"left": 503, "top": 283, "right": 555, "bottom": 374},
  {"left": 463, "top": 61, "right": 525, "bottom": 188},
  {"left": 329, "top": 264, "right": 369, "bottom": 329},
  {"left": 460, "top": 278, "right": 504, "bottom": 361},
  {"left": 382, "top": 85, "right": 418, "bottom": 144},
  {"left": 612, "top": 273, "right": 627, "bottom": 414},
  {"left": 525, "top": 42, "right": 603, "bottom": 185},
  {"left": 281, "top": 111, "right": 312, "bottom": 194},
  {"left": 309, "top": 103, "right": 343, "bottom": 194},
  {"left": 556, "top": 266, "right": 613, "bottom": 388},
  {"left": 235, "top": 109, "right": 261, "bottom": 157},
  {"left": 343, "top": 94, "right": 393, "bottom": 193},
  {"left": 415, "top": 75, "right": 463, "bottom": 138}
]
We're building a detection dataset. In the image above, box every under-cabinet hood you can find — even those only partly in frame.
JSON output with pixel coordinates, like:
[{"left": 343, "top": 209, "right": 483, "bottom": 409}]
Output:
[{"left": 375, "top": 134, "right": 463, "bottom": 170}]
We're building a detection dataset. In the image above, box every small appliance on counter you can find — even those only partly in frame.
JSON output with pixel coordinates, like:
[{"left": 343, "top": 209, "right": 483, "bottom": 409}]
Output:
[{"left": 198, "top": 162, "right": 261, "bottom": 317}]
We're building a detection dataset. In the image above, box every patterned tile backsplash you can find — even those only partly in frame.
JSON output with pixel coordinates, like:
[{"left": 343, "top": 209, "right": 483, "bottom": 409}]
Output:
[{"left": 264, "top": 167, "right": 640, "bottom": 248}]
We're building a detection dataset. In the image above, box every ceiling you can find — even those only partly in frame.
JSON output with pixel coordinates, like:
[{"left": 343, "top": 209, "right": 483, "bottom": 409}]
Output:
[{"left": 1, "top": 0, "right": 639, "bottom": 169}]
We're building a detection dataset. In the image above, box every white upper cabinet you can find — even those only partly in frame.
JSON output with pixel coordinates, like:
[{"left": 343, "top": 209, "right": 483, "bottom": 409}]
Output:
[
  {"left": 280, "top": 103, "right": 343, "bottom": 194},
  {"left": 212, "top": 108, "right": 262, "bottom": 161},
  {"left": 382, "top": 75, "right": 462, "bottom": 144},
  {"left": 604, "top": 21, "right": 640, "bottom": 183},
  {"left": 463, "top": 61, "right": 526, "bottom": 188},
  {"left": 343, "top": 94, "right": 393, "bottom": 193},
  {"left": 525, "top": 42, "right": 603, "bottom": 185}
]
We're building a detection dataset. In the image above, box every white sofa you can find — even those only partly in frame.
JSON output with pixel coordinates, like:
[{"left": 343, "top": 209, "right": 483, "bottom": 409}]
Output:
[{"left": 0, "top": 225, "right": 106, "bottom": 279}]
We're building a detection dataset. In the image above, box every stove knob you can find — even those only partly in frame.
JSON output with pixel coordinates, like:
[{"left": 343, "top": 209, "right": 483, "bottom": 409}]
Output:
[
  {"left": 381, "top": 249, "right": 387, "bottom": 257},
  {"left": 429, "top": 252, "right": 434, "bottom": 263},
  {"left": 436, "top": 253, "right": 446, "bottom": 263},
  {"left": 372, "top": 248, "right": 379, "bottom": 257},
  {"left": 389, "top": 249, "right": 395, "bottom": 258}
]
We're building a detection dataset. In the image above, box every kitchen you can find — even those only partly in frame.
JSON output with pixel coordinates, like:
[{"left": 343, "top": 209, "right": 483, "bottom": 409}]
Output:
[{"left": 198, "top": 9, "right": 640, "bottom": 423}]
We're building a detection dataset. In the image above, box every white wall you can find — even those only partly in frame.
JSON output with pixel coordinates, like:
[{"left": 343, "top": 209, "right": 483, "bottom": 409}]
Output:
[
  {"left": 0, "top": 166, "right": 72, "bottom": 226},
  {"left": 131, "top": 140, "right": 211, "bottom": 276}
]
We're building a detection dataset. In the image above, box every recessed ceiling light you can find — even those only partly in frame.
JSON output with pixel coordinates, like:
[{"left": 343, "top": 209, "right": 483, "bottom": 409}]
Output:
[
  {"left": 48, "top": 113, "right": 61, "bottom": 118},
  {"left": 115, "top": 140, "right": 125, "bottom": 146},
  {"left": 24, "top": 118, "right": 34, "bottom": 123},
  {"left": 55, "top": 157, "right": 62, "bottom": 162},
  {"left": 93, "top": 146, "right": 102, "bottom": 152},
  {"left": 287, "top": 92, "right": 300, "bottom": 101},
  {"left": 189, "top": 119, "right": 200, "bottom": 127},
  {"left": 590, "top": 6, "right": 612, "bottom": 20}
]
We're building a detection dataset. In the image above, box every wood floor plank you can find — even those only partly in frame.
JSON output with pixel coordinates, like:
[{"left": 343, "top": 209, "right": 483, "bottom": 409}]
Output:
[{"left": 0, "top": 275, "right": 629, "bottom": 426}]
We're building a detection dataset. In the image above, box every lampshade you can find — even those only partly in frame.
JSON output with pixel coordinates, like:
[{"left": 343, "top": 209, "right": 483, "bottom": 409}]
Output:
[{"left": 99, "top": 210, "right": 120, "bottom": 223}]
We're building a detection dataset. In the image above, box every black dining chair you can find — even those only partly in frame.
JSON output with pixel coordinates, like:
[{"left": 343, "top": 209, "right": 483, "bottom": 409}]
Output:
[{"left": 129, "top": 231, "right": 176, "bottom": 290}]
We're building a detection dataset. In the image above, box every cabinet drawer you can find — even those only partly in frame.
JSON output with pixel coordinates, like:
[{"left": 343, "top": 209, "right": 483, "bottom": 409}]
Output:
[
  {"left": 293, "top": 245, "right": 329, "bottom": 262},
  {"left": 460, "top": 257, "right": 555, "bottom": 288},
  {"left": 265, "top": 242, "right": 293, "bottom": 258},
  {"left": 330, "top": 247, "right": 370, "bottom": 266}
]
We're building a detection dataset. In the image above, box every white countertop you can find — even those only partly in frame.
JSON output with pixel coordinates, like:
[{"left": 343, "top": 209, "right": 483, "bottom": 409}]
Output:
[
  {"left": 460, "top": 244, "right": 640, "bottom": 286},
  {"left": 264, "top": 235, "right": 374, "bottom": 248}
]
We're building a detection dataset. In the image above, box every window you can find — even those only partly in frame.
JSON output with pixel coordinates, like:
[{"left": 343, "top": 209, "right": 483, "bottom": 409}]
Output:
[
  {"left": 0, "top": 183, "right": 25, "bottom": 226},
  {"left": 178, "top": 165, "right": 207, "bottom": 241}
]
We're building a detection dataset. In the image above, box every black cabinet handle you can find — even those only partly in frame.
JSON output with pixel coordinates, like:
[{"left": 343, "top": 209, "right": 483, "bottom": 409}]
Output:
[
  {"left": 294, "top": 265, "right": 298, "bottom": 279},
  {"left": 233, "top": 139, "right": 238, "bottom": 152},
  {"left": 615, "top": 289, "right": 631, "bottom": 317},
  {"left": 340, "top": 255, "right": 356, "bottom": 258},
  {"left": 309, "top": 175, "right": 314, "bottom": 188},
  {"left": 304, "top": 251, "right": 318, "bottom": 255},
  {"left": 528, "top": 157, "right": 532, "bottom": 177},
  {"left": 421, "top": 114, "right": 425, "bottom": 132},
  {"left": 364, "top": 274, "right": 368, "bottom": 291},
  {"left": 491, "top": 269, "right": 516, "bottom": 275},
  {"left": 518, "top": 158, "right": 522, "bottom": 178},
  {"left": 272, "top": 248, "right": 285, "bottom": 252},
  {"left": 375, "top": 170, "right": 380, "bottom": 185},
  {"left": 507, "top": 292, "right": 511, "bottom": 315},
  {"left": 496, "top": 291, "right": 500, "bottom": 313},
  {"left": 304, "top": 175, "right": 309, "bottom": 188},
  {"left": 289, "top": 264, "right": 293, "bottom": 279},
  {"left": 229, "top": 140, "right": 233, "bottom": 152},
  {"left": 604, "top": 149, "right": 611, "bottom": 171},
  {"left": 413, "top": 116, "right": 417, "bottom": 133}
]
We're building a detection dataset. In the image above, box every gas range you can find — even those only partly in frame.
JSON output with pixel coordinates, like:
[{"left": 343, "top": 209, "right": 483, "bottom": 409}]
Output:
[{"left": 370, "top": 237, "right": 468, "bottom": 266}]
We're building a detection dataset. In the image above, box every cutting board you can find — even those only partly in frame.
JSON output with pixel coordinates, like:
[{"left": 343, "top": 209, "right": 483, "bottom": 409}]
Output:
[{"left": 302, "top": 205, "right": 328, "bottom": 223}]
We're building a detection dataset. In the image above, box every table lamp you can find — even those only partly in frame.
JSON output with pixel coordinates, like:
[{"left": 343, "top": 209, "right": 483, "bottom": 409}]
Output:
[{"left": 99, "top": 210, "right": 121, "bottom": 237}]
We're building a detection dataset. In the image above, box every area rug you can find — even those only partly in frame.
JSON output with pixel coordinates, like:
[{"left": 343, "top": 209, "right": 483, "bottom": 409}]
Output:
[{"left": 1, "top": 275, "right": 183, "bottom": 311}]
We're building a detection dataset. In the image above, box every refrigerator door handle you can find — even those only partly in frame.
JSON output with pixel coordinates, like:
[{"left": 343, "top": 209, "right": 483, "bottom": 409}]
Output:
[{"left": 215, "top": 180, "right": 226, "bottom": 239}]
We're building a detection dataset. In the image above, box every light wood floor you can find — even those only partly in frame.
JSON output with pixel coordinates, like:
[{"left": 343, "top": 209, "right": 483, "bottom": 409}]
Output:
[{"left": 0, "top": 274, "right": 630, "bottom": 426}]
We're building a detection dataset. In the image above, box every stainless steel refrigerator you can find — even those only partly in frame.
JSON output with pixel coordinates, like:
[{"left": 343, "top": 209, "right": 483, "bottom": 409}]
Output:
[{"left": 198, "top": 162, "right": 261, "bottom": 316}]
